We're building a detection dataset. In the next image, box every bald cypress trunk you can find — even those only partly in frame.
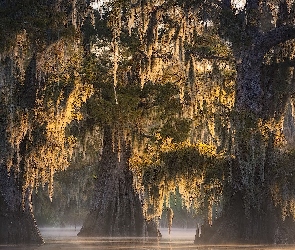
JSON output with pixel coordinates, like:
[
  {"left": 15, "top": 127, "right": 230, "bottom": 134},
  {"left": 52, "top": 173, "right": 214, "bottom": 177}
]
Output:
[
  {"left": 195, "top": 136, "right": 295, "bottom": 244},
  {"left": 0, "top": 163, "right": 43, "bottom": 244},
  {"left": 194, "top": 0, "right": 295, "bottom": 240},
  {"left": 78, "top": 126, "right": 145, "bottom": 237},
  {"left": 195, "top": 45, "right": 295, "bottom": 245},
  {"left": 0, "top": 54, "right": 43, "bottom": 244}
]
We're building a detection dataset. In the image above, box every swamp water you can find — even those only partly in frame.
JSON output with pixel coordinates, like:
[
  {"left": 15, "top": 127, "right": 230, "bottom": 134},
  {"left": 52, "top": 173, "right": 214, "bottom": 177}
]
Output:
[{"left": 1, "top": 228, "right": 295, "bottom": 250}]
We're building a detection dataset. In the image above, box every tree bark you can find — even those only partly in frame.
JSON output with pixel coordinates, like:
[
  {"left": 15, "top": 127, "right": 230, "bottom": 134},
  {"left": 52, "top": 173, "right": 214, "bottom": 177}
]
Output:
[
  {"left": 195, "top": 158, "right": 295, "bottom": 244},
  {"left": 195, "top": 54, "right": 295, "bottom": 245},
  {"left": 195, "top": 4, "right": 295, "bottom": 243},
  {"left": 78, "top": 126, "right": 147, "bottom": 237},
  {"left": 195, "top": 125, "right": 295, "bottom": 244},
  {"left": 0, "top": 167, "right": 43, "bottom": 244},
  {"left": 0, "top": 55, "right": 43, "bottom": 244},
  {"left": 195, "top": 190, "right": 295, "bottom": 244}
]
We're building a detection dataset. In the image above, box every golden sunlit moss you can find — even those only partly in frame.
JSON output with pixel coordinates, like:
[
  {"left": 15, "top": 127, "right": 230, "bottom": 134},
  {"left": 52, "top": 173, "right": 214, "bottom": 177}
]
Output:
[
  {"left": 4, "top": 35, "right": 93, "bottom": 202},
  {"left": 130, "top": 135, "right": 225, "bottom": 221},
  {"left": 60, "top": 0, "right": 295, "bottom": 231},
  {"left": 96, "top": 0, "right": 235, "bottom": 224}
]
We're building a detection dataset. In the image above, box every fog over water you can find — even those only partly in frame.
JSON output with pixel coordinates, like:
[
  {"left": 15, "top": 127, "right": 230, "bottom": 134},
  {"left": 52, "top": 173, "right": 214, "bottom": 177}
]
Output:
[{"left": 1, "top": 227, "right": 295, "bottom": 250}]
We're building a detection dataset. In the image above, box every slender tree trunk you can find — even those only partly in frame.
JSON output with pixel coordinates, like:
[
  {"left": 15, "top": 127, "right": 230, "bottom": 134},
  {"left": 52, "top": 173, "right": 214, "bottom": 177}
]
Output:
[{"left": 78, "top": 126, "right": 146, "bottom": 237}]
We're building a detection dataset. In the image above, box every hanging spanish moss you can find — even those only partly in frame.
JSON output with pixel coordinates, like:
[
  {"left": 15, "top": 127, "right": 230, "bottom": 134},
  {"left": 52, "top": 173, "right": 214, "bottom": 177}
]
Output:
[{"left": 0, "top": 0, "right": 93, "bottom": 244}]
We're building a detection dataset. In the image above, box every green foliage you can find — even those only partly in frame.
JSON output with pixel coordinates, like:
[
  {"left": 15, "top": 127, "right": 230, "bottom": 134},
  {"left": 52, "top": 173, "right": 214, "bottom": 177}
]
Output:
[
  {"left": 162, "top": 146, "right": 212, "bottom": 176},
  {"left": 0, "top": 0, "right": 76, "bottom": 51},
  {"left": 94, "top": 10, "right": 112, "bottom": 41},
  {"left": 120, "top": 29, "right": 141, "bottom": 54},
  {"left": 82, "top": 49, "right": 187, "bottom": 143},
  {"left": 186, "top": 33, "right": 231, "bottom": 59},
  {"left": 161, "top": 118, "right": 191, "bottom": 143}
]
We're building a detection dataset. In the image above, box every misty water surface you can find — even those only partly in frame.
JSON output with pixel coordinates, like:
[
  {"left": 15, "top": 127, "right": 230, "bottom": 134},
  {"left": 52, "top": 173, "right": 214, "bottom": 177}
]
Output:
[{"left": 1, "top": 227, "right": 295, "bottom": 250}]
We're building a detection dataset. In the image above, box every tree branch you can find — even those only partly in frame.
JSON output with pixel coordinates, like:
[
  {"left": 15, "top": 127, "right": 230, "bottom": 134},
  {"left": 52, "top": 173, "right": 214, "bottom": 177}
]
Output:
[
  {"left": 257, "top": 25, "right": 295, "bottom": 53},
  {"left": 264, "top": 57, "right": 295, "bottom": 68},
  {"left": 276, "top": 0, "right": 288, "bottom": 27},
  {"left": 246, "top": 0, "right": 259, "bottom": 10},
  {"left": 221, "top": 0, "right": 231, "bottom": 10}
]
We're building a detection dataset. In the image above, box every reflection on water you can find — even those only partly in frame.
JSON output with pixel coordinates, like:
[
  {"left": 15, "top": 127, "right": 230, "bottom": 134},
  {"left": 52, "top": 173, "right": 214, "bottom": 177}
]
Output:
[{"left": 1, "top": 227, "right": 295, "bottom": 250}]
